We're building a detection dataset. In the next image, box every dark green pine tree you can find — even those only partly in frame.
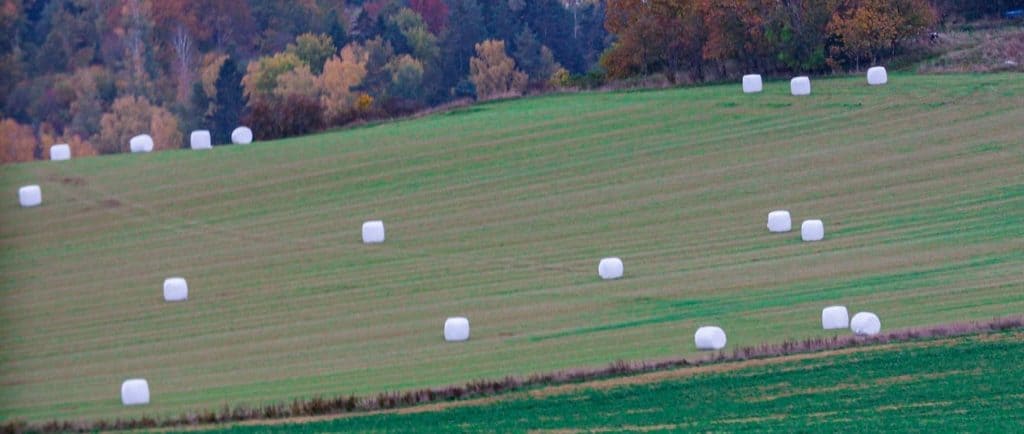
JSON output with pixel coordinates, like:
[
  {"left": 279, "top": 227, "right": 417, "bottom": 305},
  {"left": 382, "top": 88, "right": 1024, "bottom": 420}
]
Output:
[
  {"left": 325, "top": 10, "right": 349, "bottom": 51},
  {"left": 211, "top": 57, "right": 245, "bottom": 145},
  {"left": 440, "top": 0, "right": 486, "bottom": 94}
]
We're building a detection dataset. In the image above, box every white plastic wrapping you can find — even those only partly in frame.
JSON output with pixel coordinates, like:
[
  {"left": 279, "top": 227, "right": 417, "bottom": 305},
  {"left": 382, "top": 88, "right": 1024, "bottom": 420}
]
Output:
[
  {"left": 791, "top": 76, "right": 811, "bottom": 96},
  {"left": 362, "top": 220, "right": 385, "bottom": 244},
  {"left": 190, "top": 130, "right": 212, "bottom": 150},
  {"left": 694, "top": 326, "right": 727, "bottom": 350},
  {"left": 18, "top": 185, "right": 41, "bottom": 208},
  {"left": 444, "top": 317, "right": 470, "bottom": 342},
  {"left": 163, "top": 277, "right": 188, "bottom": 302},
  {"left": 121, "top": 379, "right": 150, "bottom": 406},
  {"left": 231, "top": 127, "right": 254, "bottom": 145},
  {"left": 742, "top": 74, "right": 763, "bottom": 94},
  {"left": 822, "top": 306, "right": 850, "bottom": 330},
  {"left": 801, "top": 219, "right": 824, "bottom": 242},
  {"left": 598, "top": 257, "right": 623, "bottom": 280},
  {"left": 767, "top": 210, "right": 792, "bottom": 233},
  {"left": 129, "top": 134, "right": 154, "bottom": 153},
  {"left": 867, "top": 67, "right": 888, "bottom": 86}
]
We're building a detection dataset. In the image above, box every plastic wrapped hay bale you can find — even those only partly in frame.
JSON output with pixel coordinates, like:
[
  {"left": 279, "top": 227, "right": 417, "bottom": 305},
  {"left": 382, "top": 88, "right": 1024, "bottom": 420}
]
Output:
[
  {"left": 598, "top": 257, "right": 623, "bottom": 280},
  {"left": 821, "top": 306, "right": 849, "bottom": 330},
  {"left": 50, "top": 144, "right": 71, "bottom": 161},
  {"left": 362, "top": 220, "right": 385, "bottom": 244},
  {"left": 129, "top": 134, "right": 154, "bottom": 153},
  {"left": 801, "top": 219, "right": 824, "bottom": 242},
  {"left": 767, "top": 210, "right": 792, "bottom": 233},
  {"left": 791, "top": 76, "right": 811, "bottom": 96},
  {"left": 867, "top": 66, "right": 888, "bottom": 86},
  {"left": 163, "top": 277, "right": 188, "bottom": 302},
  {"left": 231, "top": 127, "right": 254, "bottom": 145},
  {"left": 18, "top": 185, "right": 41, "bottom": 208},
  {"left": 444, "top": 317, "right": 470, "bottom": 342},
  {"left": 742, "top": 74, "right": 763, "bottom": 94},
  {"left": 121, "top": 379, "right": 150, "bottom": 406},
  {"left": 851, "top": 312, "right": 881, "bottom": 336},
  {"left": 694, "top": 326, "right": 727, "bottom": 350},
  {"left": 190, "top": 130, "right": 212, "bottom": 150}
]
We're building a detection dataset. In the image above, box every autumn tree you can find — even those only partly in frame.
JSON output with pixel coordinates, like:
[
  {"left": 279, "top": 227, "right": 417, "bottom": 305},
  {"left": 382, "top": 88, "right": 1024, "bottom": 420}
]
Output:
[
  {"left": 97, "top": 96, "right": 181, "bottom": 153},
  {"left": 469, "top": 40, "right": 528, "bottom": 100},
  {"left": 320, "top": 44, "right": 368, "bottom": 122},
  {"left": 286, "top": 33, "right": 336, "bottom": 75},
  {"left": 386, "top": 54, "right": 425, "bottom": 102},
  {"left": 828, "top": 0, "right": 936, "bottom": 69},
  {"left": 0, "top": 118, "right": 38, "bottom": 163},
  {"left": 274, "top": 65, "right": 319, "bottom": 99},
  {"left": 241, "top": 51, "right": 304, "bottom": 102},
  {"left": 39, "top": 123, "right": 97, "bottom": 159}
]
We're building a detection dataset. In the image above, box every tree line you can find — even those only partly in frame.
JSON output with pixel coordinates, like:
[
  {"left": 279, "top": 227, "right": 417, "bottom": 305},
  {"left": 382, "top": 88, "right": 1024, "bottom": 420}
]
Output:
[{"left": 1, "top": 0, "right": 1018, "bottom": 162}]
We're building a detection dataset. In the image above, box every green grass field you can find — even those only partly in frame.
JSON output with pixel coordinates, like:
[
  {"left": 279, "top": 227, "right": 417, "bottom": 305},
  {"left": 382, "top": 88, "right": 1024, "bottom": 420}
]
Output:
[
  {"left": 196, "top": 331, "right": 1024, "bottom": 433},
  {"left": 1, "top": 73, "right": 1022, "bottom": 423}
]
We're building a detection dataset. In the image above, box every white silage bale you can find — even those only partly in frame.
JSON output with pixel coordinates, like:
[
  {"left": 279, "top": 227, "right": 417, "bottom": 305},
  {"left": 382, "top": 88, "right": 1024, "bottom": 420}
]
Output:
[
  {"left": 851, "top": 312, "right": 881, "bottom": 336},
  {"left": 50, "top": 144, "right": 71, "bottom": 161},
  {"left": 821, "top": 306, "right": 849, "bottom": 330},
  {"left": 362, "top": 220, "right": 385, "bottom": 244},
  {"left": 190, "top": 130, "right": 212, "bottom": 150},
  {"left": 444, "top": 317, "right": 470, "bottom": 342},
  {"left": 742, "top": 74, "right": 763, "bottom": 94},
  {"left": 801, "top": 219, "right": 824, "bottom": 242},
  {"left": 129, "top": 134, "right": 154, "bottom": 153},
  {"left": 231, "top": 127, "right": 254, "bottom": 145},
  {"left": 791, "top": 76, "right": 811, "bottom": 96},
  {"left": 694, "top": 326, "right": 727, "bottom": 350},
  {"left": 121, "top": 379, "right": 150, "bottom": 406},
  {"left": 767, "top": 210, "right": 792, "bottom": 233},
  {"left": 598, "top": 257, "right": 623, "bottom": 280},
  {"left": 18, "top": 185, "right": 41, "bottom": 208},
  {"left": 163, "top": 277, "right": 188, "bottom": 302},
  {"left": 867, "top": 66, "right": 888, "bottom": 86}
]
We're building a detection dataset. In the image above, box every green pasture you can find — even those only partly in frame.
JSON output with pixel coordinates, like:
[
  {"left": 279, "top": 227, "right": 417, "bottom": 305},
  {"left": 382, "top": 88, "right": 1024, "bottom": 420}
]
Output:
[
  {"left": 1, "top": 73, "right": 1022, "bottom": 422},
  {"left": 203, "top": 331, "right": 1024, "bottom": 432}
]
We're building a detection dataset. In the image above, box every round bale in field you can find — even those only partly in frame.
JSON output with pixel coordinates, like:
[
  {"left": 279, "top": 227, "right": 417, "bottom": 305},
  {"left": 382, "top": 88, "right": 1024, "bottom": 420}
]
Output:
[
  {"left": 598, "top": 257, "right": 623, "bottom": 280},
  {"left": 18, "top": 185, "right": 41, "bottom": 208},
  {"left": 801, "top": 219, "right": 824, "bottom": 242},
  {"left": 190, "top": 130, "right": 212, "bottom": 150},
  {"left": 231, "top": 127, "right": 254, "bottom": 145},
  {"left": 821, "top": 306, "right": 850, "bottom": 330},
  {"left": 129, "top": 134, "right": 154, "bottom": 153},
  {"left": 362, "top": 220, "right": 385, "bottom": 244},
  {"left": 50, "top": 144, "right": 71, "bottom": 161},
  {"left": 851, "top": 312, "right": 881, "bottom": 336},
  {"left": 694, "top": 326, "right": 727, "bottom": 350},
  {"left": 742, "top": 74, "right": 763, "bottom": 94},
  {"left": 121, "top": 379, "right": 150, "bottom": 406},
  {"left": 767, "top": 210, "right": 792, "bottom": 233},
  {"left": 444, "top": 317, "right": 470, "bottom": 342},
  {"left": 163, "top": 277, "right": 188, "bottom": 302},
  {"left": 867, "top": 66, "right": 888, "bottom": 86},
  {"left": 791, "top": 76, "right": 811, "bottom": 96}
]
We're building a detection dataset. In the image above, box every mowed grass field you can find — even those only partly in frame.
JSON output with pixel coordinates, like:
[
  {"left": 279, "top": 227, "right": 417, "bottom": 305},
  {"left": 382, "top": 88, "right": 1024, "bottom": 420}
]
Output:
[
  {"left": 1, "top": 73, "right": 1022, "bottom": 423},
  {"left": 199, "top": 331, "right": 1024, "bottom": 432}
]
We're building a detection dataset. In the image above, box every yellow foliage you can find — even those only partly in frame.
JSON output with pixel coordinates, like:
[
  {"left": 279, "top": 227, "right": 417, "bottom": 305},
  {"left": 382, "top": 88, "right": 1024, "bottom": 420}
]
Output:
[
  {"left": 355, "top": 93, "right": 374, "bottom": 112},
  {"left": 320, "top": 44, "right": 369, "bottom": 120},
  {"left": 0, "top": 118, "right": 38, "bottom": 163},
  {"left": 469, "top": 40, "right": 528, "bottom": 101}
]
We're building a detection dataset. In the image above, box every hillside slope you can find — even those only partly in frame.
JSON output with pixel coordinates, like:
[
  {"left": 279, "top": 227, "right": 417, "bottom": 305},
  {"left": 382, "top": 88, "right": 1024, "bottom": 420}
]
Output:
[{"left": 1, "top": 73, "right": 1022, "bottom": 422}]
